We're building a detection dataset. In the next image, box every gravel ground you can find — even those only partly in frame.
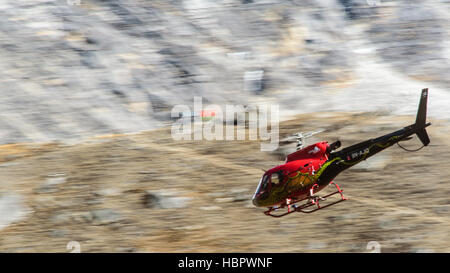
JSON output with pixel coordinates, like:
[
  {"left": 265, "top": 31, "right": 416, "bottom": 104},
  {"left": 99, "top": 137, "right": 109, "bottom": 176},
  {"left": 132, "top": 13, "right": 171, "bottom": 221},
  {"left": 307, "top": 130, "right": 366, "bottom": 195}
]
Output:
[{"left": 0, "top": 112, "right": 448, "bottom": 252}]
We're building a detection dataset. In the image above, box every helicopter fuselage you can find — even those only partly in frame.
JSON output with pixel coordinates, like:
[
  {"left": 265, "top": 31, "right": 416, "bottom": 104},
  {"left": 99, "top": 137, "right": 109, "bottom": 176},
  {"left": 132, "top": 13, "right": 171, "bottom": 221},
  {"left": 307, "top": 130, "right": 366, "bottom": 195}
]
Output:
[
  {"left": 252, "top": 88, "right": 431, "bottom": 216},
  {"left": 252, "top": 142, "right": 330, "bottom": 207},
  {"left": 252, "top": 122, "right": 431, "bottom": 208}
]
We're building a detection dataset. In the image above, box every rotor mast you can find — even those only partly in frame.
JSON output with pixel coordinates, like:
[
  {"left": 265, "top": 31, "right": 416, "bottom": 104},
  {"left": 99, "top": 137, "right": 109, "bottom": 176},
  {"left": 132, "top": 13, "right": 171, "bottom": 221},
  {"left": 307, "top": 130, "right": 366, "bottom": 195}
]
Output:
[{"left": 293, "top": 130, "right": 323, "bottom": 150}]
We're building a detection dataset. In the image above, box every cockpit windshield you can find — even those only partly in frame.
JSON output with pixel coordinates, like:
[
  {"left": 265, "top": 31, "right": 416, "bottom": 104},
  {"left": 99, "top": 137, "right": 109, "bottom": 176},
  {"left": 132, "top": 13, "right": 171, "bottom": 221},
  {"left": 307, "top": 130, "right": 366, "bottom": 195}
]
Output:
[
  {"left": 252, "top": 171, "right": 285, "bottom": 203},
  {"left": 253, "top": 174, "right": 270, "bottom": 199},
  {"left": 256, "top": 172, "right": 283, "bottom": 193},
  {"left": 260, "top": 174, "right": 270, "bottom": 191}
]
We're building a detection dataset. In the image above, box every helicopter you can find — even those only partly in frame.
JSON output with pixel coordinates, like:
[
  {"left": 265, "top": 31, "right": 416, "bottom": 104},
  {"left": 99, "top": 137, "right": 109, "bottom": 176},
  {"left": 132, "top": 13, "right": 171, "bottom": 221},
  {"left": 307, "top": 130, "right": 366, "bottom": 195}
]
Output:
[{"left": 252, "top": 88, "right": 431, "bottom": 217}]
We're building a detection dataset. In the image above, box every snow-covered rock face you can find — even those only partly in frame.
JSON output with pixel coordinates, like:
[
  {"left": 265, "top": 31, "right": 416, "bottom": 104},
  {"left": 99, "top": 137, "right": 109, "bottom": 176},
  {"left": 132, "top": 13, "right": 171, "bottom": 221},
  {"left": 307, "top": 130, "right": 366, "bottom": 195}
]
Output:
[
  {"left": 0, "top": 0, "right": 450, "bottom": 145},
  {"left": 0, "top": 194, "right": 31, "bottom": 231}
]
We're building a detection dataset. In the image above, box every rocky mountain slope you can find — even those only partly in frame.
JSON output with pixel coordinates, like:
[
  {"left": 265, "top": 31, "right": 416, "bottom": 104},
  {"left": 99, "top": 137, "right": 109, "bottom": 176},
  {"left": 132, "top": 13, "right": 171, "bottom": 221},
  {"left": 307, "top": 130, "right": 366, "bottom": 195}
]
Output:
[{"left": 1, "top": 0, "right": 450, "bottom": 144}]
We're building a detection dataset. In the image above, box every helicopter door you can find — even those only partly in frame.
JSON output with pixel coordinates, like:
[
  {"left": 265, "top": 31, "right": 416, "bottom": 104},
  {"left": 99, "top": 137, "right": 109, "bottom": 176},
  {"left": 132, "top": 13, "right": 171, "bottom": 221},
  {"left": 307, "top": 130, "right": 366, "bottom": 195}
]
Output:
[{"left": 271, "top": 173, "right": 280, "bottom": 186}]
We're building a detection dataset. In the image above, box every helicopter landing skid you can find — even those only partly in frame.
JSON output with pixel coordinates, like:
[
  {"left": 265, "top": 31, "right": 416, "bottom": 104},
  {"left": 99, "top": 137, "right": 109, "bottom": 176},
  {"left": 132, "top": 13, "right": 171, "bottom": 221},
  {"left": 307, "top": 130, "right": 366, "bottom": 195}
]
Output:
[{"left": 263, "top": 182, "right": 347, "bottom": 218}]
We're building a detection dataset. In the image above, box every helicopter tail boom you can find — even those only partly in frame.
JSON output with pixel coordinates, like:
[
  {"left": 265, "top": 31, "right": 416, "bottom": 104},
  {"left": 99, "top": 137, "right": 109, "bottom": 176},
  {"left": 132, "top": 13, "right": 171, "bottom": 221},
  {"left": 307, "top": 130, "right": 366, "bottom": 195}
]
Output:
[{"left": 319, "top": 89, "right": 432, "bottom": 185}]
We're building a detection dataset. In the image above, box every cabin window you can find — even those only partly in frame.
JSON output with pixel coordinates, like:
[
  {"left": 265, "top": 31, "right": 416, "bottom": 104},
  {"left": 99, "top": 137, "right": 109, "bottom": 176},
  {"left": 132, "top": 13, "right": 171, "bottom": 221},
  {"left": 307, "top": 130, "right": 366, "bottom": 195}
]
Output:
[
  {"left": 271, "top": 173, "right": 280, "bottom": 185},
  {"left": 271, "top": 172, "right": 283, "bottom": 185}
]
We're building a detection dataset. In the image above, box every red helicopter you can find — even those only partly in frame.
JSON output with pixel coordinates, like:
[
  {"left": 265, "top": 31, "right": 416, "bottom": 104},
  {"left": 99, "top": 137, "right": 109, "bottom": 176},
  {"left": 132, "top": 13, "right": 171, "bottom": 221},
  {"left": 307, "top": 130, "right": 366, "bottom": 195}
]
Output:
[{"left": 252, "top": 89, "right": 431, "bottom": 217}]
